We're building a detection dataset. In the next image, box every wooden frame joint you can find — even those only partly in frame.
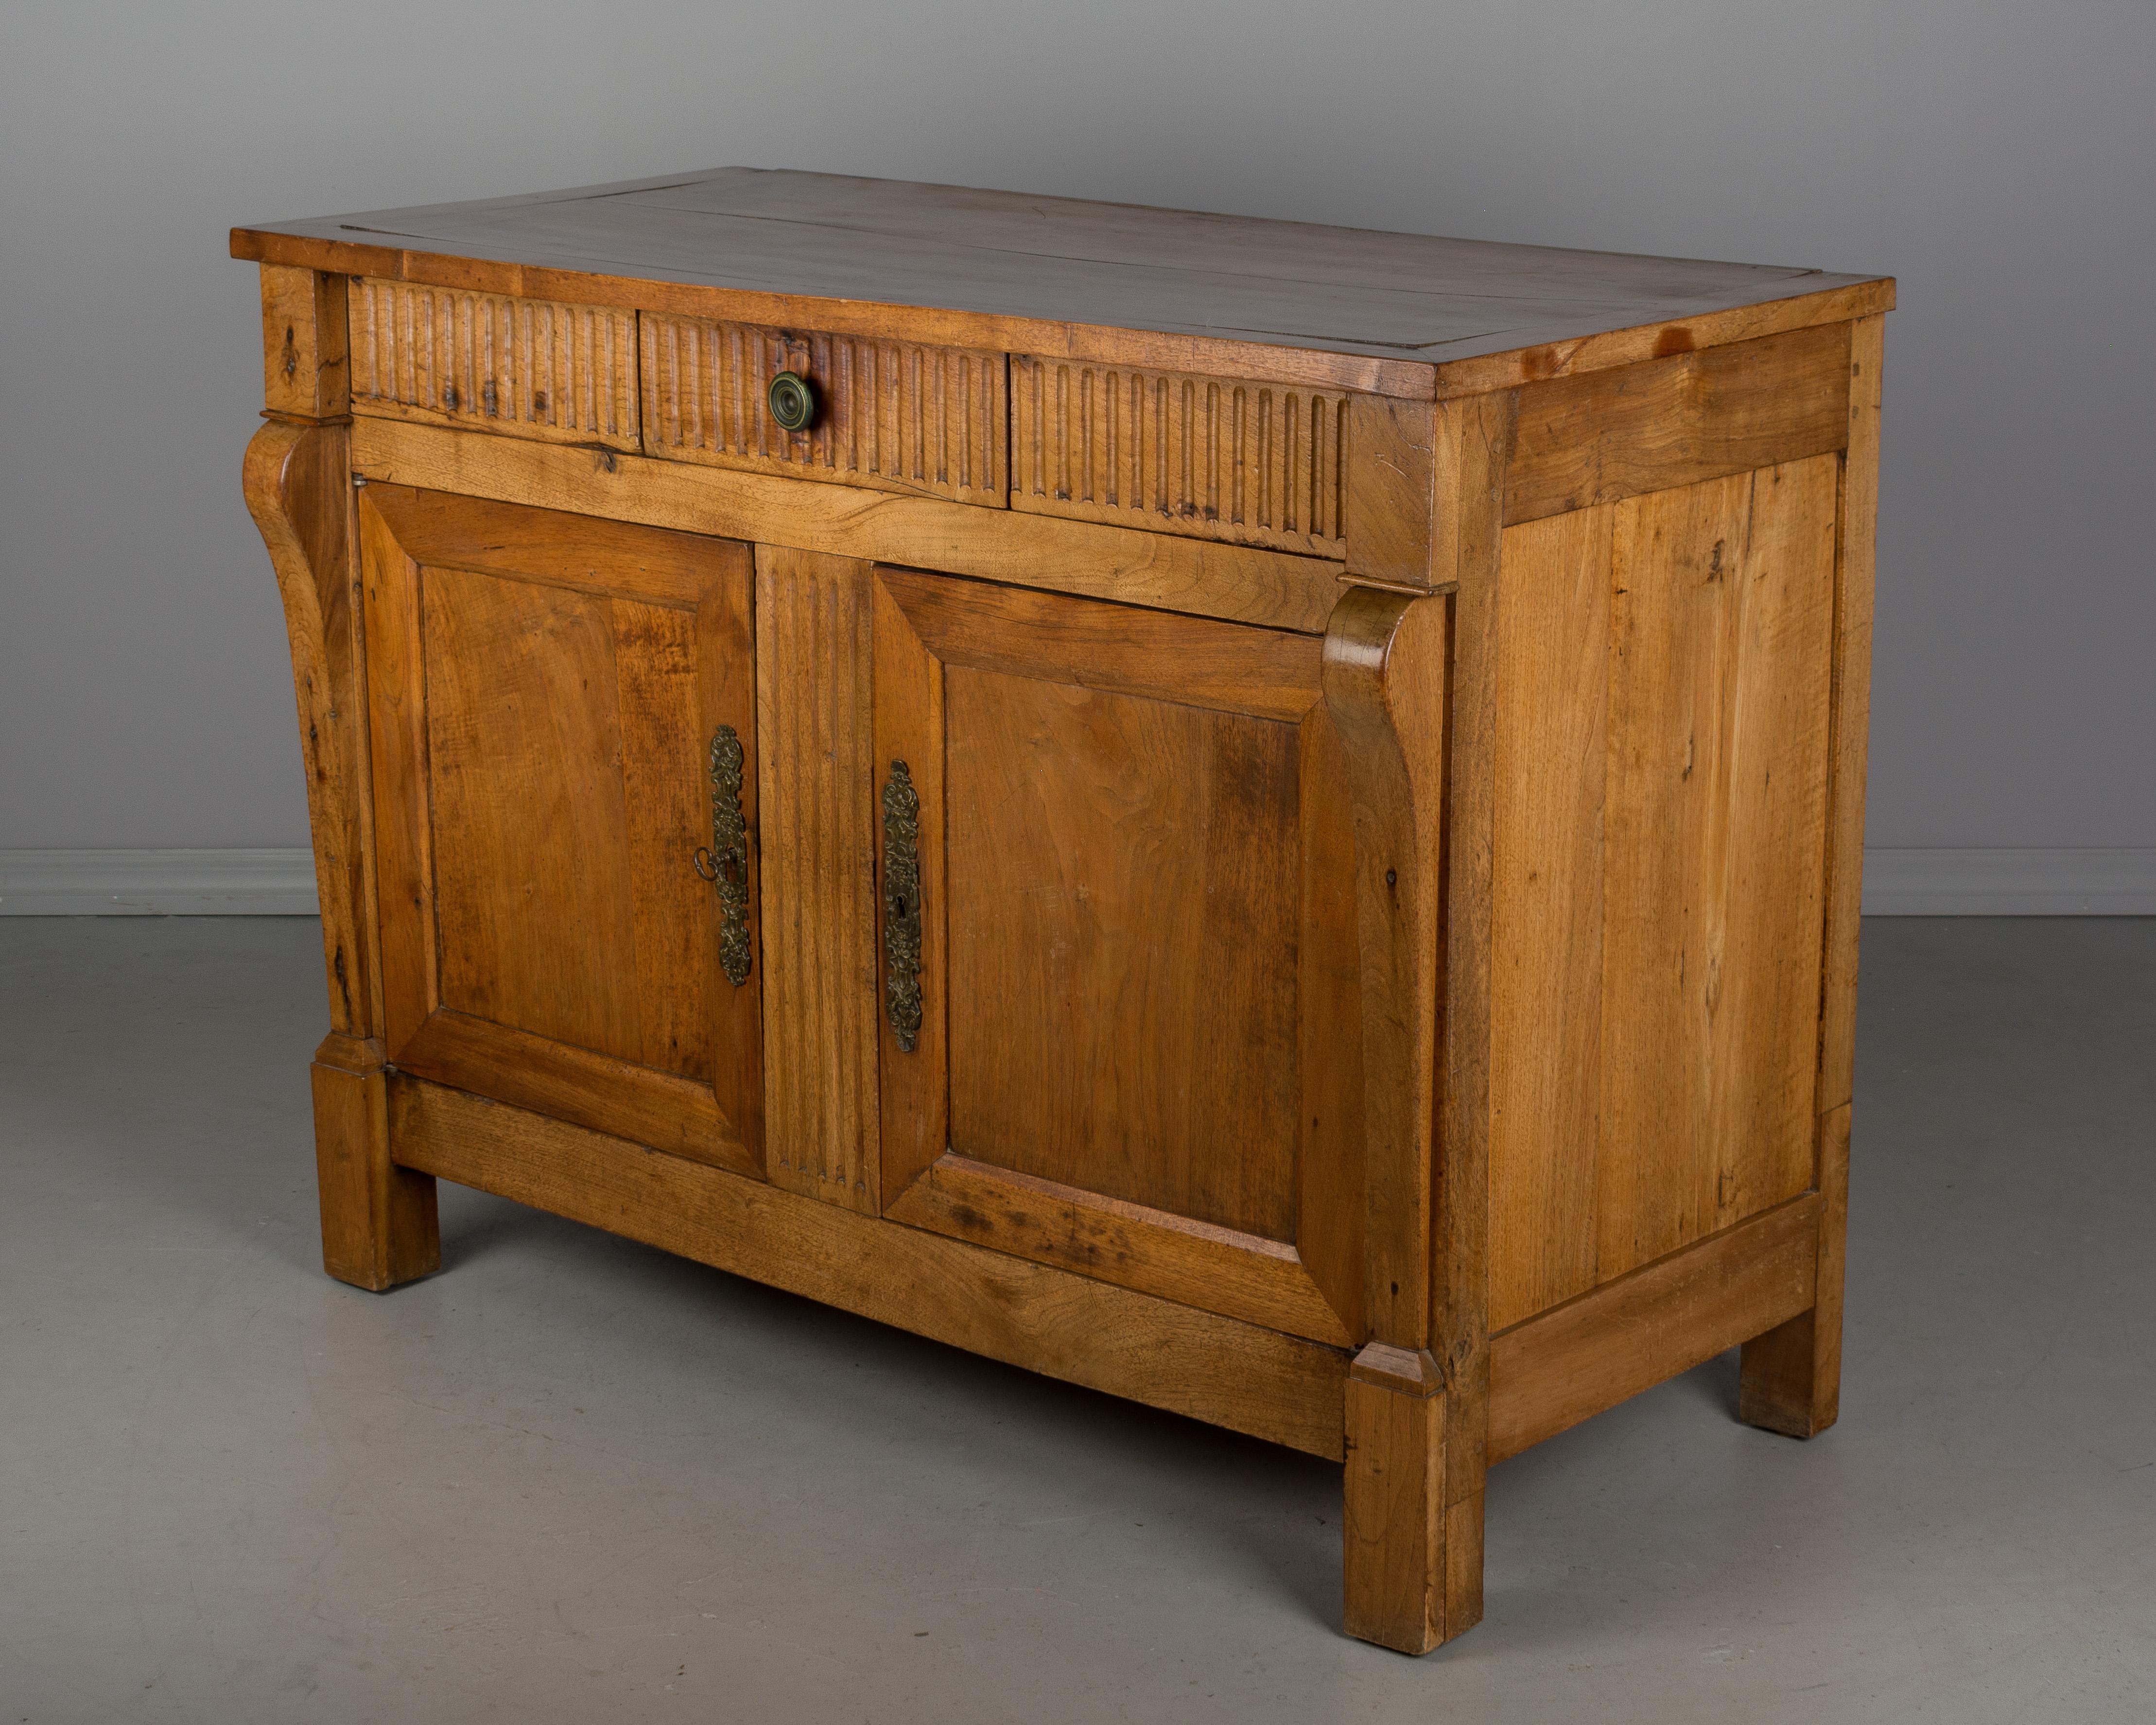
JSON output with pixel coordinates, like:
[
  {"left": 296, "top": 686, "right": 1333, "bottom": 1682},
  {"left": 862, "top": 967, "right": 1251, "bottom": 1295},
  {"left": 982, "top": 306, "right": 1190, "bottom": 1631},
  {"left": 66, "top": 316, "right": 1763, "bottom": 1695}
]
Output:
[
  {"left": 1350, "top": 1342, "right": 1445, "bottom": 1399},
  {"left": 314, "top": 1032, "right": 386, "bottom": 1076}
]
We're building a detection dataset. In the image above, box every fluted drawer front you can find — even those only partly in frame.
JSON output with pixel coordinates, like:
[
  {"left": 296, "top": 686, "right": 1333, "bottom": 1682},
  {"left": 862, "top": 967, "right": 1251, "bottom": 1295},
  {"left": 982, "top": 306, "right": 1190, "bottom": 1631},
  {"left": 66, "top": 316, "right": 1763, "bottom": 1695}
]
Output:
[
  {"left": 348, "top": 279, "right": 639, "bottom": 450},
  {"left": 1012, "top": 357, "right": 1347, "bottom": 557},
  {"left": 641, "top": 315, "right": 1006, "bottom": 507}
]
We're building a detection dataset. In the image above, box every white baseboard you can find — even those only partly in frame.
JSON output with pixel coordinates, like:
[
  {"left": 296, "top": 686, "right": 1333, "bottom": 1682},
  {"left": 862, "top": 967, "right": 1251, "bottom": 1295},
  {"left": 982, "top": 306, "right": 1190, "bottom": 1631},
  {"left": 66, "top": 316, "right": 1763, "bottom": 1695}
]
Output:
[
  {"left": 1861, "top": 847, "right": 2156, "bottom": 915},
  {"left": 0, "top": 849, "right": 321, "bottom": 915},
  {"left": 4, "top": 846, "right": 2153, "bottom": 917}
]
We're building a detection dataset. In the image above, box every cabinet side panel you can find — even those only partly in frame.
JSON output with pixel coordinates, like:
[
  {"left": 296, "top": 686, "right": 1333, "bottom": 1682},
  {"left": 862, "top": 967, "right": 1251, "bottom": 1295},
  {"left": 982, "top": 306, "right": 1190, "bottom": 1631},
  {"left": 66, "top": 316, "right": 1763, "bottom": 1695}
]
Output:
[
  {"left": 756, "top": 547, "right": 882, "bottom": 1209},
  {"left": 1597, "top": 460, "right": 1837, "bottom": 1284},
  {"left": 1489, "top": 456, "right": 1842, "bottom": 1321},
  {"left": 1705, "top": 456, "right": 1841, "bottom": 1220},
  {"left": 1488, "top": 505, "right": 1612, "bottom": 1331}
]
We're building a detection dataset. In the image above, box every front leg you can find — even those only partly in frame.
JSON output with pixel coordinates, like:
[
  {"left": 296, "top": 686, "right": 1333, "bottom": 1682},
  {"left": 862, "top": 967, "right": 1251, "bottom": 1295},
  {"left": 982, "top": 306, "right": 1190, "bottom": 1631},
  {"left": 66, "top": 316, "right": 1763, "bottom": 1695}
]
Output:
[
  {"left": 244, "top": 272, "right": 438, "bottom": 1292},
  {"left": 1325, "top": 587, "right": 1479, "bottom": 1652}
]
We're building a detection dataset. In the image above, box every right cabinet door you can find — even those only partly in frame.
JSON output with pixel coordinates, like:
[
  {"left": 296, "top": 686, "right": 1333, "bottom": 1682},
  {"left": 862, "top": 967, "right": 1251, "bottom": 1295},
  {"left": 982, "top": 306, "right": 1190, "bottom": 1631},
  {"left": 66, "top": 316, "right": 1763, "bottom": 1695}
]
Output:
[{"left": 870, "top": 565, "right": 1364, "bottom": 1346}]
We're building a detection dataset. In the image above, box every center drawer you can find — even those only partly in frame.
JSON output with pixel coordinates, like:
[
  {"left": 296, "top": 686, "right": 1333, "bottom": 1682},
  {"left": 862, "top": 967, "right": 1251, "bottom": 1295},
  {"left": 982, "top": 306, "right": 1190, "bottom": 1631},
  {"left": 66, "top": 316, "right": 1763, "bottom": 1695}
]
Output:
[{"left": 639, "top": 313, "right": 1006, "bottom": 508}]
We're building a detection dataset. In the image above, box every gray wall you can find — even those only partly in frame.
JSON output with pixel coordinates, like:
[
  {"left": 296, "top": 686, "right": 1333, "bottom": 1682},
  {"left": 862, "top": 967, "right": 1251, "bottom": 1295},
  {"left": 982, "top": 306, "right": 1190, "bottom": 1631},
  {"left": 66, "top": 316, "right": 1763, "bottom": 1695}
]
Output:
[{"left": 3, "top": 0, "right": 2151, "bottom": 853}]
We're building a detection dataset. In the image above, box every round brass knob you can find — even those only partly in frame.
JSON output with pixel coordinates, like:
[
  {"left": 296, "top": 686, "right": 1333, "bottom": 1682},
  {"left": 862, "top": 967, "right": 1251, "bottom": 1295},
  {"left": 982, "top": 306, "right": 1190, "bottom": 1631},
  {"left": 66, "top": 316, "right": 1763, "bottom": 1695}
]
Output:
[{"left": 767, "top": 370, "right": 817, "bottom": 433}]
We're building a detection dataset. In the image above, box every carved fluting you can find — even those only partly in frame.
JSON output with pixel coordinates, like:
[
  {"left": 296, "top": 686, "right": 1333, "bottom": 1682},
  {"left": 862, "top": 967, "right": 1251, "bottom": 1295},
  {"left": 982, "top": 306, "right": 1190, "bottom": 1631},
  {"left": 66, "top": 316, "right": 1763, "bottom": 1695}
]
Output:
[
  {"left": 642, "top": 316, "right": 1005, "bottom": 506},
  {"left": 1012, "top": 357, "right": 1348, "bottom": 556},
  {"left": 348, "top": 279, "right": 638, "bottom": 449},
  {"left": 754, "top": 549, "right": 882, "bottom": 1211}
]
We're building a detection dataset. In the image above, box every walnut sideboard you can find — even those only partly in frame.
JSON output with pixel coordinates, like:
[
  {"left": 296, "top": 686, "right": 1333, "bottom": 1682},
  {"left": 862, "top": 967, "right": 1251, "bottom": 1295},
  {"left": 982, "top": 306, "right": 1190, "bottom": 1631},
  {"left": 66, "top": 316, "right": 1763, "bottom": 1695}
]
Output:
[{"left": 233, "top": 170, "right": 1889, "bottom": 1653}]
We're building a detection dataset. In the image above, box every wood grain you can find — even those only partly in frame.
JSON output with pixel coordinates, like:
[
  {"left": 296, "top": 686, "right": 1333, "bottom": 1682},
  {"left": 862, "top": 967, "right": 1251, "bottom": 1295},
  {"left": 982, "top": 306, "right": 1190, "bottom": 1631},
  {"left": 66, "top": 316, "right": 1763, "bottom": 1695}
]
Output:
[
  {"left": 1814, "top": 318, "right": 1883, "bottom": 1127},
  {"left": 1011, "top": 356, "right": 1345, "bottom": 555},
  {"left": 1488, "top": 455, "right": 1846, "bottom": 1326},
  {"left": 1488, "top": 505, "right": 1612, "bottom": 1329},
  {"left": 1491, "top": 1193, "right": 1821, "bottom": 1462},
  {"left": 389, "top": 1075, "right": 1353, "bottom": 1459},
  {"left": 245, "top": 406, "right": 441, "bottom": 1295},
  {"left": 1741, "top": 313, "right": 1884, "bottom": 1439},
  {"left": 1293, "top": 700, "right": 1368, "bottom": 1346},
  {"left": 1342, "top": 396, "right": 1436, "bottom": 589},
  {"left": 311, "top": 1038, "right": 439, "bottom": 1291},
  {"left": 394, "top": 1010, "right": 754, "bottom": 1176},
  {"left": 234, "top": 166, "right": 1893, "bottom": 400},
  {"left": 873, "top": 563, "right": 1325, "bottom": 721},
  {"left": 1503, "top": 323, "right": 1852, "bottom": 524},
  {"left": 643, "top": 314, "right": 1005, "bottom": 506},
  {"left": 887, "top": 1154, "right": 1353, "bottom": 1346},
  {"left": 259, "top": 265, "right": 349, "bottom": 420},
  {"left": 940, "top": 664, "right": 1303, "bottom": 1240},
  {"left": 756, "top": 547, "right": 883, "bottom": 1209},
  {"left": 871, "top": 566, "right": 1358, "bottom": 1343},
  {"left": 357, "top": 485, "right": 763, "bottom": 1175},
  {"left": 1322, "top": 589, "right": 1449, "bottom": 1351},
  {"left": 349, "top": 278, "right": 638, "bottom": 449},
  {"left": 421, "top": 559, "right": 642, "bottom": 1060},
  {"left": 1597, "top": 457, "right": 1838, "bottom": 1281},
  {"left": 352, "top": 418, "right": 1348, "bottom": 634},
  {"left": 1343, "top": 1350, "right": 1446, "bottom": 1654},
  {"left": 243, "top": 421, "right": 380, "bottom": 1041}
]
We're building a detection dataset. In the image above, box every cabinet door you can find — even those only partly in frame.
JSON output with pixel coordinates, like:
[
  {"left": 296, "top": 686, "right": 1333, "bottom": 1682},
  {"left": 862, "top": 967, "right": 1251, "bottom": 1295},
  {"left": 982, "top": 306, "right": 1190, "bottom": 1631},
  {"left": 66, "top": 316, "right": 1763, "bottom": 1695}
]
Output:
[
  {"left": 871, "top": 567, "right": 1364, "bottom": 1345},
  {"left": 360, "top": 485, "right": 761, "bottom": 1175}
]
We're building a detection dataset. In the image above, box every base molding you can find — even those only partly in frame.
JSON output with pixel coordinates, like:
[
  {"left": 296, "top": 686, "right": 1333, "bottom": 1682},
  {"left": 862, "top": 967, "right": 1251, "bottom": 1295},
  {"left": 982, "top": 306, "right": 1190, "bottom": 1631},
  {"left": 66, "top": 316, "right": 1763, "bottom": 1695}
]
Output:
[
  {"left": 1861, "top": 847, "right": 2156, "bottom": 915},
  {"left": 5, "top": 845, "right": 2153, "bottom": 918},
  {"left": 0, "top": 849, "right": 318, "bottom": 915}
]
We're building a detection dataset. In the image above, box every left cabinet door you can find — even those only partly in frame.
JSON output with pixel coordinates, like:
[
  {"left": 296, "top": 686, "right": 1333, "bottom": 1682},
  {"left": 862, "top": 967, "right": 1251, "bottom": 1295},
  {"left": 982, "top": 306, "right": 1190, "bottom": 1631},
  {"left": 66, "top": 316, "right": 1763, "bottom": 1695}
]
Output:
[{"left": 359, "top": 484, "right": 763, "bottom": 1176}]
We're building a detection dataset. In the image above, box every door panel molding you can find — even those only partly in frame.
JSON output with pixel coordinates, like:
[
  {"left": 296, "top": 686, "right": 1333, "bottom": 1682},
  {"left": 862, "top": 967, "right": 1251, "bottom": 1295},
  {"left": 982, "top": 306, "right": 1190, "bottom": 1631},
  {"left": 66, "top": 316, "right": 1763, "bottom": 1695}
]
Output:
[
  {"left": 359, "top": 483, "right": 763, "bottom": 1171},
  {"left": 396, "top": 1010, "right": 754, "bottom": 1176},
  {"left": 871, "top": 564, "right": 1360, "bottom": 1344},
  {"left": 886, "top": 1152, "right": 1355, "bottom": 1345}
]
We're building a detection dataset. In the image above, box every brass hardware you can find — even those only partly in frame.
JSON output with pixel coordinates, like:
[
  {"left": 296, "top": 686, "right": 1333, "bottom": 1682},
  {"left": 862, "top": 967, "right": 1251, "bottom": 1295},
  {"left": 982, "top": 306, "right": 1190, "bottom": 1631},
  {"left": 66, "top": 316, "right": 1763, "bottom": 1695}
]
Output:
[
  {"left": 881, "top": 759, "right": 923, "bottom": 1052},
  {"left": 767, "top": 369, "right": 817, "bottom": 433},
  {"left": 694, "top": 724, "right": 754, "bottom": 987}
]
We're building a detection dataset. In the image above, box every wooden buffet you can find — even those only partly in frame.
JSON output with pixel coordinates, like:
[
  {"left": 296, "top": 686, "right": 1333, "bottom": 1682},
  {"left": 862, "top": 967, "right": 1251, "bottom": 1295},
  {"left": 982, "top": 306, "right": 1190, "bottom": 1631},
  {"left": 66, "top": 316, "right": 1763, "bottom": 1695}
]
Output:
[{"left": 233, "top": 170, "right": 1888, "bottom": 1652}]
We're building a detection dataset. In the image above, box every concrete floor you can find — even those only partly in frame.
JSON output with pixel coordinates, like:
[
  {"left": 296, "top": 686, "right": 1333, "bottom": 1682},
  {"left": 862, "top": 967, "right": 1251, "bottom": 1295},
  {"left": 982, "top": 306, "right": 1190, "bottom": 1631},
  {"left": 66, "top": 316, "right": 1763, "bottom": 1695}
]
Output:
[{"left": 0, "top": 918, "right": 2150, "bottom": 1723}]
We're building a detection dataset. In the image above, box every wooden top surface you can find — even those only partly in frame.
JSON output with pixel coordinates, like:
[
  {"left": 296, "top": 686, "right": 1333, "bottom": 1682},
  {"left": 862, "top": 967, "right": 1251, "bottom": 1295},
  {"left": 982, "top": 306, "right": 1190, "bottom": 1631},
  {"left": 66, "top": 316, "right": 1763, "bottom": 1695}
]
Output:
[{"left": 233, "top": 168, "right": 1892, "bottom": 399}]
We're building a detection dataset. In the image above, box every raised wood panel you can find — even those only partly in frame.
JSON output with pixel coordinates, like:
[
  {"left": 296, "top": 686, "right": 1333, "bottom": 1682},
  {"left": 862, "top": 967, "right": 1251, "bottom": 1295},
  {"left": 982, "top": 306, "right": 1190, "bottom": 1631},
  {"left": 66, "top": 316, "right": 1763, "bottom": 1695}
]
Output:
[
  {"left": 422, "top": 561, "right": 644, "bottom": 1061},
  {"left": 754, "top": 547, "right": 882, "bottom": 1210},
  {"left": 352, "top": 418, "right": 1346, "bottom": 634},
  {"left": 942, "top": 663, "right": 1304, "bottom": 1241},
  {"left": 389, "top": 1075, "right": 1353, "bottom": 1461},
  {"left": 1487, "top": 454, "right": 1842, "bottom": 1328},
  {"left": 349, "top": 278, "right": 638, "bottom": 449},
  {"left": 358, "top": 485, "right": 761, "bottom": 1175},
  {"left": 641, "top": 314, "right": 1004, "bottom": 506},
  {"left": 872, "top": 568, "right": 1356, "bottom": 1344},
  {"left": 1012, "top": 356, "right": 1346, "bottom": 556}
]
